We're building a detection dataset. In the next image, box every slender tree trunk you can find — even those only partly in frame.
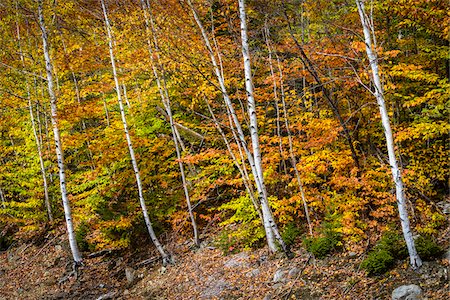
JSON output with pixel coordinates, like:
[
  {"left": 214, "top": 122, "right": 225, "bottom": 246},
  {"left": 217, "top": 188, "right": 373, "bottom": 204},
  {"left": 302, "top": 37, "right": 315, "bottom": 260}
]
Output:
[
  {"left": 122, "top": 84, "right": 131, "bottom": 108},
  {"left": 38, "top": 0, "right": 81, "bottom": 264},
  {"left": 356, "top": 0, "right": 422, "bottom": 269},
  {"left": 283, "top": 8, "right": 360, "bottom": 169},
  {"left": 141, "top": 0, "right": 199, "bottom": 246},
  {"left": 238, "top": 0, "right": 289, "bottom": 255},
  {"left": 15, "top": 3, "right": 53, "bottom": 222},
  {"left": 264, "top": 24, "right": 313, "bottom": 236},
  {"left": 101, "top": 92, "right": 110, "bottom": 126},
  {"left": 0, "top": 187, "right": 5, "bottom": 209},
  {"left": 101, "top": 0, "right": 170, "bottom": 264},
  {"left": 205, "top": 100, "right": 262, "bottom": 221},
  {"left": 186, "top": 0, "right": 291, "bottom": 254}
]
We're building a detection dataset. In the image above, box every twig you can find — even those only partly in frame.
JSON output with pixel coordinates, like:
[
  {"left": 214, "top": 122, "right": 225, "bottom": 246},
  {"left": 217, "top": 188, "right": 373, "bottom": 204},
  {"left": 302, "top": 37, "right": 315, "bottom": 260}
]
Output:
[
  {"left": 87, "top": 248, "right": 115, "bottom": 259},
  {"left": 135, "top": 256, "right": 160, "bottom": 267}
]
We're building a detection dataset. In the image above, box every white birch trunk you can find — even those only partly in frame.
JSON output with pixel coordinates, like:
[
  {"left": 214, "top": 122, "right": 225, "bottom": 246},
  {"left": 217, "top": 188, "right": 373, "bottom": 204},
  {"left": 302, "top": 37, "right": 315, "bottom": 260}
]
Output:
[
  {"left": 38, "top": 0, "right": 81, "bottom": 263},
  {"left": 101, "top": 0, "right": 170, "bottom": 264},
  {"left": 141, "top": 0, "right": 199, "bottom": 246},
  {"left": 187, "top": 0, "right": 289, "bottom": 253},
  {"left": 238, "top": 0, "right": 288, "bottom": 254},
  {"left": 356, "top": 0, "right": 422, "bottom": 269}
]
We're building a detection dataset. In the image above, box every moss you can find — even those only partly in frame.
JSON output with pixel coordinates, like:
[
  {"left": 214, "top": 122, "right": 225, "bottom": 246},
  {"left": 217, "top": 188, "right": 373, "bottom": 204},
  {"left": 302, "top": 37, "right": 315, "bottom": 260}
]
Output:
[
  {"left": 361, "top": 249, "right": 394, "bottom": 275},
  {"left": 415, "top": 236, "right": 443, "bottom": 260}
]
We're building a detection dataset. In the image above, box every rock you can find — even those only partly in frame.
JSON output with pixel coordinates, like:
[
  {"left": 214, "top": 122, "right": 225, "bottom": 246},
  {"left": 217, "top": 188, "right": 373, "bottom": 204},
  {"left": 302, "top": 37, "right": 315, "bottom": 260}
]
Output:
[
  {"left": 348, "top": 252, "right": 357, "bottom": 258},
  {"left": 272, "top": 283, "right": 284, "bottom": 290},
  {"left": 392, "top": 284, "right": 422, "bottom": 300},
  {"left": 96, "top": 292, "right": 116, "bottom": 300},
  {"left": 55, "top": 245, "right": 63, "bottom": 252},
  {"left": 263, "top": 293, "right": 273, "bottom": 300},
  {"left": 125, "top": 267, "right": 135, "bottom": 284},
  {"left": 245, "top": 268, "right": 260, "bottom": 278},
  {"left": 273, "top": 269, "right": 287, "bottom": 283},
  {"left": 224, "top": 252, "right": 249, "bottom": 268},
  {"left": 200, "top": 279, "right": 231, "bottom": 298},
  {"left": 288, "top": 267, "right": 300, "bottom": 278}
]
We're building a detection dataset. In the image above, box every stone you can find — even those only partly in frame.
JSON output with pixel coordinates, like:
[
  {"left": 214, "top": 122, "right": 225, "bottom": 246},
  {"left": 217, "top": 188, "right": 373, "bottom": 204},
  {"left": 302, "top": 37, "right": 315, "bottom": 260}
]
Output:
[
  {"left": 125, "top": 267, "right": 135, "bottom": 284},
  {"left": 288, "top": 267, "right": 300, "bottom": 278},
  {"left": 273, "top": 269, "right": 287, "bottom": 283},
  {"left": 392, "top": 284, "right": 422, "bottom": 300},
  {"left": 200, "top": 279, "right": 231, "bottom": 298},
  {"left": 263, "top": 293, "right": 272, "bottom": 300},
  {"left": 348, "top": 252, "right": 358, "bottom": 258},
  {"left": 224, "top": 252, "right": 249, "bottom": 268},
  {"left": 55, "top": 245, "right": 63, "bottom": 252},
  {"left": 245, "top": 268, "right": 260, "bottom": 278},
  {"left": 272, "top": 283, "right": 284, "bottom": 290}
]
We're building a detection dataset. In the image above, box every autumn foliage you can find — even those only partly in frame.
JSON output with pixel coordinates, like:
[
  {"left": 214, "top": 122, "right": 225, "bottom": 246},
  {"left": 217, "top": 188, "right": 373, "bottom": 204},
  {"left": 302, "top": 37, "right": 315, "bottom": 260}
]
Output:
[{"left": 0, "top": 0, "right": 447, "bottom": 258}]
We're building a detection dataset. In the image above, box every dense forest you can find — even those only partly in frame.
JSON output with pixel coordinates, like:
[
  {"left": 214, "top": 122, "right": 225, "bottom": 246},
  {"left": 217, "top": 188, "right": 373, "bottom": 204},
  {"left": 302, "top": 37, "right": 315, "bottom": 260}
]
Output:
[{"left": 0, "top": 0, "right": 448, "bottom": 299}]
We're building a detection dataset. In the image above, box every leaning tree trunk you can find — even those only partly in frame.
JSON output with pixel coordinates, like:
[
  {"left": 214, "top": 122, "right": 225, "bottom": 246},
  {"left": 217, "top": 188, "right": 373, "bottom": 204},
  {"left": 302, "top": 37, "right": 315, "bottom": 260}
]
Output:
[
  {"left": 238, "top": 0, "right": 289, "bottom": 255},
  {"left": 186, "top": 0, "right": 278, "bottom": 250},
  {"left": 141, "top": 0, "right": 199, "bottom": 246},
  {"left": 356, "top": 0, "right": 422, "bottom": 269},
  {"left": 101, "top": 0, "right": 170, "bottom": 264},
  {"left": 264, "top": 25, "right": 313, "bottom": 236},
  {"left": 38, "top": 0, "right": 81, "bottom": 264}
]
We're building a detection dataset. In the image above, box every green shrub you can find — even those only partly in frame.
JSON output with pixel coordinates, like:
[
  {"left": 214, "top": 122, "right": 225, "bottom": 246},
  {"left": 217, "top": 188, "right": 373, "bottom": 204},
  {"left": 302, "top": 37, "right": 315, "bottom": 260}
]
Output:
[
  {"left": 303, "top": 218, "right": 342, "bottom": 259},
  {"left": 361, "top": 249, "right": 394, "bottom": 275},
  {"left": 304, "top": 231, "right": 341, "bottom": 259},
  {"left": 75, "top": 221, "right": 90, "bottom": 252},
  {"left": 415, "top": 236, "right": 443, "bottom": 260},
  {"left": 282, "top": 223, "right": 302, "bottom": 246},
  {"left": 375, "top": 231, "right": 407, "bottom": 259}
]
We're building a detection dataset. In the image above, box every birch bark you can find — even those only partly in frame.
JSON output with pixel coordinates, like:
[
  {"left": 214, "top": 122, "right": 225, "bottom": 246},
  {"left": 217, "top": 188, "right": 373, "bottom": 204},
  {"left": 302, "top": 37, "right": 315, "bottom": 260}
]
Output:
[
  {"left": 356, "top": 0, "right": 422, "bottom": 269},
  {"left": 38, "top": 0, "right": 81, "bottom": 263},
  {"left": 238, "top": 0, "right": 288, "bottom": 254},
  {"left": 101, "top": 0, "right": 170, "bottom": 263}
]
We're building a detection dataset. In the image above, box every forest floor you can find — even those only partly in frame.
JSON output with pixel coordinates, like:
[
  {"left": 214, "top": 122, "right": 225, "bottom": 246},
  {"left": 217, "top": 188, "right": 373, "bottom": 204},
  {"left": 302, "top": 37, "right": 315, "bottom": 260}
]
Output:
[{"left": 0, "top": 226, "right": 448, "bottom": 300}]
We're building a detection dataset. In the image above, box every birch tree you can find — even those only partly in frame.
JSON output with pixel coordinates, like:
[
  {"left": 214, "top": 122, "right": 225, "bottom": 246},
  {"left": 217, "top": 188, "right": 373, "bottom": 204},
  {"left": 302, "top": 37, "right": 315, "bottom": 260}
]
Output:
[
  {"left": 185, "top": 0, "right": 288, "bottom": 254},
  {"left": 37, "top": 0, "right": 81, "bottom": 263},
  {"left": 140, "top": 0, "right": 199, "bottom": 246},
  {"left": 237, "top": 0, "right": 289, "bottom": 254},
  {"left": 356, "top": 0, "right": 422, "bottom": 269},
  {"left": 101, "top": 0, "right": 171, "bottom": 264}
]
